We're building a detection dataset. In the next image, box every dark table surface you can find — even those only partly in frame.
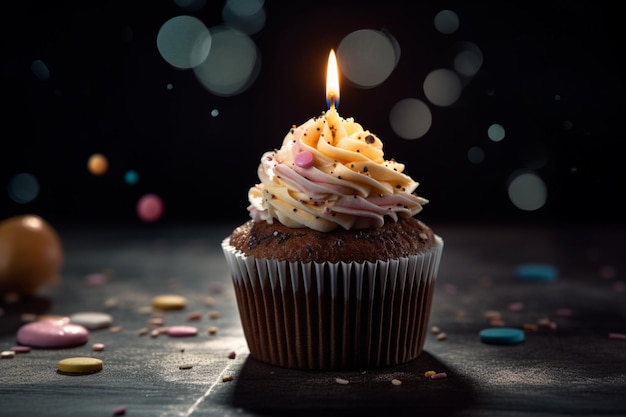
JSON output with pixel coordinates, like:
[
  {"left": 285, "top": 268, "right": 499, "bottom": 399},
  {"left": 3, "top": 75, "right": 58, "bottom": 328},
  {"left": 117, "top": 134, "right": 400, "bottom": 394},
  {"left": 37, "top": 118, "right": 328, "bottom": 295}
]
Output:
[{"left": 1, "top": 221, "right": 625, "bottom": 417}]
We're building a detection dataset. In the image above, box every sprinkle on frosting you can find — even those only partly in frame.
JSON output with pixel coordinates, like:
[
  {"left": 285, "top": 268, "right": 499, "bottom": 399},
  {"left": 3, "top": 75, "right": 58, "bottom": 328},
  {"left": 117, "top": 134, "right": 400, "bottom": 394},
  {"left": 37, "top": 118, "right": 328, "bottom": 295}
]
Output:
[{"left": 248, "top": 107, "right": 429, "bottom": 232}]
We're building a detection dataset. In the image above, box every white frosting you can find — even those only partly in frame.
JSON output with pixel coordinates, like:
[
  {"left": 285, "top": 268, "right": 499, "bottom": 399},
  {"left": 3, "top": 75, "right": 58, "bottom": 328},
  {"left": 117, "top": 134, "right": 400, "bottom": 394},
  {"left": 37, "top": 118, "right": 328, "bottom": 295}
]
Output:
[{"left": 248, "top": 107, "right": 428, "bottom": 232}]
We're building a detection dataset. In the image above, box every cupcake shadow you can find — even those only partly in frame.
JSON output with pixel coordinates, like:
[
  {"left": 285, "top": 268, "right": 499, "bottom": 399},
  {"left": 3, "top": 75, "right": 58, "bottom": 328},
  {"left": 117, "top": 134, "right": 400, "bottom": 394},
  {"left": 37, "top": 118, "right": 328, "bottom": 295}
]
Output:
[{"left": 230, "top": 351, "right": 476, "bottom": 417}]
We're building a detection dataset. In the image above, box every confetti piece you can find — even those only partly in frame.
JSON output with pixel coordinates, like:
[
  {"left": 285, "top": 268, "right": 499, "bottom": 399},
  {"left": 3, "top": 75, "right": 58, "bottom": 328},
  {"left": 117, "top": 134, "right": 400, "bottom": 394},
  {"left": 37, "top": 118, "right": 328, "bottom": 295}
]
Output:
[
  {"left": 430, "top": 372, "right": 447, "bottom": 380},
  {"left": 222, "top": 375, "right": 234, "bottom": 382},
  {"left": 335, "top": 377, "right": 349, "bottom": 385},
  {"left": 179, "top": 364, "right": 193, "bottom": 370},
  {"left": 1, "top": 351, "right": 16, "bottom": 359},
  {"left": 391, "top": 379, "right": 402, "bottom": 386}
]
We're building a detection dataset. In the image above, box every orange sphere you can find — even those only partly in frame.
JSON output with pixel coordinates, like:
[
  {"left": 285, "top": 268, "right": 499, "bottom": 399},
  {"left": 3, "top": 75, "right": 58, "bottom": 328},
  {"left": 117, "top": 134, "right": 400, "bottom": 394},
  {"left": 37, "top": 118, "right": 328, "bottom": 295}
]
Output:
[
  {"left": 0, "top": 215, "right": 63, "bottom": 295},
  {"left": 87, "top": 153, "right": 108, "bottom": 176}
]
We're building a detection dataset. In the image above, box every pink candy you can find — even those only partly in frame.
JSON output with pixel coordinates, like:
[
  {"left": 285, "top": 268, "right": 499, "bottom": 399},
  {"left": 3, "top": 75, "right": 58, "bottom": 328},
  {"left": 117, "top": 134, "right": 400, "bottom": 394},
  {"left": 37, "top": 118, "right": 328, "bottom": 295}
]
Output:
[
  {"left": 295, "top": 151, "right": 314, "bottom": 168},
  {"left": 166, "top": 325, "right": 198, "bottom": 337},
  {"left": 16, "top": 320, "right": 89, "bottom": 348}
]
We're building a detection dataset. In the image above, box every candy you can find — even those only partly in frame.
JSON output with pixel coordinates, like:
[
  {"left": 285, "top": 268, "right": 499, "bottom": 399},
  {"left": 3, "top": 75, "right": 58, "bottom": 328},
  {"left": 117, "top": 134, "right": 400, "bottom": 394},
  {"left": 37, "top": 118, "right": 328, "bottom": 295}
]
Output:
[
  {"left": 515, "top": 263, "right": 558, "bottom": 282},
  {"left": 166, "top": 325, "right": 198, "bottom": 337},
  {"left": 70, "top": 312, "right": 113, "bottom": 329},
  {"left": 430, "top": 372, "right": 448, "bottom": 380},
  {"left": 57, "top": 357, "right": 103, "bottom": 374},
  {"left": 479, "top": 327, "right": 525, "bottom": 345},
  {"left": 295, "top": 151, "right": 315, "bottom": 168},
  {"left": 151, "top": 294, "right": 187, "bottom": 310},
  {"left": 0, "top": 215, "right": 63, "bottom": 295},
  {"left": 17, "top": 320, "right": 89, "bottom": 348}
]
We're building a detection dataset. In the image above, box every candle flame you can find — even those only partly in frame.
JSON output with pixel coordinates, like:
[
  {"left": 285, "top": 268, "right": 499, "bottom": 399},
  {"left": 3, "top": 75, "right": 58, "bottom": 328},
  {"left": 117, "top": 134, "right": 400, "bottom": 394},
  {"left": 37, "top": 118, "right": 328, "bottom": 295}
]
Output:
[{"left": 326, "top": 49, "right": 340, "bottom": 109}]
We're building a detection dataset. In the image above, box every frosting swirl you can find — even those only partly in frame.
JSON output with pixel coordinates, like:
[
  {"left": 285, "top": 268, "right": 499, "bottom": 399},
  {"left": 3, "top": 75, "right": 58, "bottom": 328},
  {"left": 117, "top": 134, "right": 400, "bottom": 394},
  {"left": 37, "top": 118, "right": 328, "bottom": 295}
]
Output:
[{"left": 247, "top": 107, "right": 428, "bottom": 232}]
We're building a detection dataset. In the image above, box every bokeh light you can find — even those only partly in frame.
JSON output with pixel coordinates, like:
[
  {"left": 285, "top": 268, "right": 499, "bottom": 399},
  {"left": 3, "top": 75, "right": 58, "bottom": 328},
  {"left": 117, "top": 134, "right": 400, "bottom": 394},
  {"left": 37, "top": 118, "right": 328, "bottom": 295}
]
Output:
[
  {"left": 137, "top": 194, "right": 164, "bottom": 223},
  {"left": 488, "top": 123, "right": 506, "bottom": 142},
  {"left": 389, "top": 98, "right": 432, "bottom": 140},
  {"left": 87, "top": 153, "right": 109, "bottom": 176},
  {"left": 507, "top": 171, "right": 548, "bottom": 211},
  {"left": 7, "top": 173, "right": 39, "bottom": 204},
  {"left": 454, "top": 41, "right": 483, "bottom": 77},
  {"left": 222, "top": 0, "right": 266, "bottom": 35},
  {"left": 467, "top": 146, "right": 485, "bottom": 164},
  {"left": 337, "top": 29, "right": 399, "bottom": 88},
  {"left": 157, "top": 15, "right": 212, "bottom": 69},
  {"left": 434, "top": 10, "right": 459, "bottom": 34},
  {"left": 423, "top": 68, "right": 462, "bottom": 107},
  {"left": 124, "top": 170, "right": 139, "bottom": 185},
  {"left": 31, "top": 59, "right": 50, "bottom": 81},
  {"left": 211, "top": 109, "right": 220, "bottom": 117},
  {"left": 193, "top": 26, "right": 260, "bottom": 96}
]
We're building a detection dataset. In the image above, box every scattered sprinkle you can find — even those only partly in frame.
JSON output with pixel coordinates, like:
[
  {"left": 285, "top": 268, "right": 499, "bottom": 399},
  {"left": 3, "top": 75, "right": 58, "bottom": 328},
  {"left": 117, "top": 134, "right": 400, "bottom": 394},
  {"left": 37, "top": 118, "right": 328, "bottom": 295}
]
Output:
[
  {"left": 436, "top": 332, "right": 447, "bottom": 341},
  {"left": 208, "top": 326, "right": 218, "bottom": 335},
  {"left": 10, "top": 346, "right": 31, "bottom": 353},
  {"left": 137, "top": 328, "right": 149, "bottom": 336},
  {"left": 109, "top": 325, "right": 123, "bottom": 333},
  {"left": 222, "top": 375, "right": 234, "bottom": 382},
  {"left": 608, "top": 333, "right": 626, "bottom": 340},
  {"left": 424, "top": 371, "right": 436, "bottom": 378},
  {"left": 522, "top": 323, "right": 538, "bottom": 332},
  {"left": 228, "top": 351, "right": 236, "bottom": 359},
  {"left": 187, "top": 311, "right": 202, "bottom": 321},
  {"left": 1, "top": 351, "right": 16, "bottom": 359},
  {"left": 430, "top": 326, "right": 441, "bottom": 334},
  {"left": 112, "top": 405, "right": 127, "bottom": 416},
  {"left": 179, "top": 364, "right": 193, "bottom": 370},
  {"left": 92, "top": 343, "right": 105, "bottom": 352},
  {"left": 430, "top": 372, "right": 448, "bottom": 380},
  {"left": 208, "top": 310, "right": 220, "bottom": 319},
  {"left": 335, "top": 377, "right": 349, "bottom": 385},
  {"left": 391, "top": 379, "right": 402, "bottom": 386}
]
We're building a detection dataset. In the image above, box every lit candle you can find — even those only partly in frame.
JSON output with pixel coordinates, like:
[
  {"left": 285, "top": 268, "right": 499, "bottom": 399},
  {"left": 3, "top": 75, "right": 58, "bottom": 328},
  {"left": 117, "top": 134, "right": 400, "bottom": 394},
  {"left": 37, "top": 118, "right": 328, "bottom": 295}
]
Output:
[{"left": 326, "top": 49, "right": 340, "bottom": 110}]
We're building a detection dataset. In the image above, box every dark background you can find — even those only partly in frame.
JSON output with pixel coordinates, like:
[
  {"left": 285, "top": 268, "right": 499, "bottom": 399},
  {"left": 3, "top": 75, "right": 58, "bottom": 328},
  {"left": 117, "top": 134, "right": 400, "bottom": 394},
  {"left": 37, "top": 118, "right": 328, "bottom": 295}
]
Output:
[{"left": 1, "top": 1, "right": 624, "bottom": 227}]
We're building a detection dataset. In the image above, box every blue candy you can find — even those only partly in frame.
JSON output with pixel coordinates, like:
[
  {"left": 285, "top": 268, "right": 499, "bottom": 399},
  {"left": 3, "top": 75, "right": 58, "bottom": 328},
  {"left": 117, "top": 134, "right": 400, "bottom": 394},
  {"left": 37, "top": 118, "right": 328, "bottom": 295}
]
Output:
[
  {"left": 515, "top": 263, "right": 558, "bottom": 282},
  {"left": 479, "top": 327, "right": 525, "bottom": 345}
]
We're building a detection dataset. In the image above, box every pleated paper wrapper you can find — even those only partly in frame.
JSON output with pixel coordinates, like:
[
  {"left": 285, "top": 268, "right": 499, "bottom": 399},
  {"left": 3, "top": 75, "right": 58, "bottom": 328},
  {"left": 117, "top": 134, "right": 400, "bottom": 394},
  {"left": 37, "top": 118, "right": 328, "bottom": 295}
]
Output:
[{"left": 222, "top": 235, "right": 443, "bottom": 370}]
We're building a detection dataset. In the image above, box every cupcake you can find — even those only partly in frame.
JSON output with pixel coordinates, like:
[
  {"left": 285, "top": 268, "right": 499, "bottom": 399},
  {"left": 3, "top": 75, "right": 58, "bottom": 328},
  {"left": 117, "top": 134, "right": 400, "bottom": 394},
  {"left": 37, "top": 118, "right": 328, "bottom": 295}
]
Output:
[{"left": 222, "top": 54, "right": 443, "bottom": 370}]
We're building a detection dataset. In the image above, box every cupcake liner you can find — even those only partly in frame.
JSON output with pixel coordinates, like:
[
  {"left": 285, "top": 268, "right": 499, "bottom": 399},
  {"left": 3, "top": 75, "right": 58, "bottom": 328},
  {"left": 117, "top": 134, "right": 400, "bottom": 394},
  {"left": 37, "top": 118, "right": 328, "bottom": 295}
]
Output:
[{"left": 222, "top": 235, "right": 443, "bottom": 370}]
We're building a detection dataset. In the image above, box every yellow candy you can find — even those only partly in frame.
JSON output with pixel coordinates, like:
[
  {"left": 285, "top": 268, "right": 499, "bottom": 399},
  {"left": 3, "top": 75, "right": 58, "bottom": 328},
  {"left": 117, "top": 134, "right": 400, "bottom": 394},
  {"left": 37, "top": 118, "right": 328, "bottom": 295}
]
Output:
[
  {"left": 424, "top": 370, "right": 436, "bottom": 378},
  {"left": 57, "top": 357, "right": 103, "bottom": 374},
  {"left": 151, "top": 294, "right": 187, "bottom": 311}
]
